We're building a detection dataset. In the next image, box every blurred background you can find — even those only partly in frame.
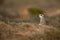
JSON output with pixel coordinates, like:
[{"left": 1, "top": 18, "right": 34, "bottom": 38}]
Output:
[
  {"left": 0, "top": 0, "right": 60, "bottom": 40},
  {"left": 0, "top": 0, "right": 60, "bottom": 25}
]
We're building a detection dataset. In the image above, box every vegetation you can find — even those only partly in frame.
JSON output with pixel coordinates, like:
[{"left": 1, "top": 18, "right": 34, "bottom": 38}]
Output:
[
  {"left": 0, "top": 22, "right": 60, "bottom": 40},
  {"left": 28, "top": 7, "right": 46, "bottom": 15},
  {"left": 0, "top": 0, "right": 60, "bottom": 40}
]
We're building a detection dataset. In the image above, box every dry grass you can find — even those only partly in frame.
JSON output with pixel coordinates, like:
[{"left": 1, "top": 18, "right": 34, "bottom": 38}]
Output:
[
  {"left": 0, "top": 0, "right": 60, "bottom": 40},
  {"left": 0, "top": 22, "right": 60, "bottom": 40}
]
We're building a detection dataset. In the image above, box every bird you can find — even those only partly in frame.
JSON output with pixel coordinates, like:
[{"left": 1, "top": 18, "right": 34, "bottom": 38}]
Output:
[{"left": 39, "top": 14, "right": 45, "bottom": 25}]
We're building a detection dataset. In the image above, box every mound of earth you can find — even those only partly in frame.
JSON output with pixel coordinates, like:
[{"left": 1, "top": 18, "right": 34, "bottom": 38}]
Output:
[{"left": 0, "top": 22, "right": 60, "bottom": 40}]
